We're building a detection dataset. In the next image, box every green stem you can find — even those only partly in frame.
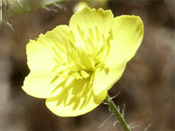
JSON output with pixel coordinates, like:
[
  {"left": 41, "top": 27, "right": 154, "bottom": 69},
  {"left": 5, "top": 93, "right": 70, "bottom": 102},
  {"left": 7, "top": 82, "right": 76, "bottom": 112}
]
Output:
[{"left": 105, "top": 94, "right": 131, "bottom": 131}]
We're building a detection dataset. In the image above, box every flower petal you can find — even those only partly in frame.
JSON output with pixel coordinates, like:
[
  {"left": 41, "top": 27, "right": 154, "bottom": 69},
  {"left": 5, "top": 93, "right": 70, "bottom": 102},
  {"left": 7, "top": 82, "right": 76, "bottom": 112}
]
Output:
[
  {"left": 27, "top": 25, "right": 70, "bottom": 71},
  {"left": 69, "top": 7, "right": 114, "bottom": 41},
  {"left": 27, "top": 36, "right": 56, "bottom": 71},
  {"left": 22, "top": 70, "right": 57, "bottom": 98},
  {"left": 46, "top": 78, "right": 107, "bottom": 117},
  {"left": 93, "top": 57, "right": 127, "bottom": 95},
  {"left": 24, "top": 25, "right": 72, "bottom": 99},
  {"left": 110, "top": 15, "right": 144, "bottom": 61}
]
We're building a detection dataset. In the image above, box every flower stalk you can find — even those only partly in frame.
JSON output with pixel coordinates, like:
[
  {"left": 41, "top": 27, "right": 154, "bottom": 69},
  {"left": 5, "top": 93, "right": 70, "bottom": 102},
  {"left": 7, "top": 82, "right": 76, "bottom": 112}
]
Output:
[{"left": 105, "top": 94, "right": 131, "bottom": 131}]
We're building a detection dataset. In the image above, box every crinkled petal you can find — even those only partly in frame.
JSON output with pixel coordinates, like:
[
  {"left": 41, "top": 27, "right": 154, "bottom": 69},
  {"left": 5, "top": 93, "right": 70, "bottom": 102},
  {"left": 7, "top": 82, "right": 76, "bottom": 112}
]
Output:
[
  {"left": 92, "top": 15, "right": 143, "bottom": 95},
  {"left": 46, "top": 78, "right": 107, "bottom": 117},
  {"left": 24, "top": 25, "right": 71, "bottom": 98},
  {"left": 27, "top": 39, "right": 56, "bottom": 71},
  {"left": 69, "top": 7, "right": 114, "bottom": 41},
  {"left": 46, "top": 25, "right": 70, "bottom": 48},
  {"left": 110, "top": 15, "right": 144, "bottom": 61},
  {"left": 27, "top": 25, "right": 70, "bottom": 71},
  {"left": 22, "top": 70, "right": 57, "bottom": 98},
  {"left": 93, "top": 57, "right": 127, "bottom": 95}
]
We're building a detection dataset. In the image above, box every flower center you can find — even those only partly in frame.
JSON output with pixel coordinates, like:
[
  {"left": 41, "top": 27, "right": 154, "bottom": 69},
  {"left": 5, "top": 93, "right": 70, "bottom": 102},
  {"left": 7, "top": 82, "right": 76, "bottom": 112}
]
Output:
[{"left": 51, "top": 25, "right": 112, "bottom": 81}]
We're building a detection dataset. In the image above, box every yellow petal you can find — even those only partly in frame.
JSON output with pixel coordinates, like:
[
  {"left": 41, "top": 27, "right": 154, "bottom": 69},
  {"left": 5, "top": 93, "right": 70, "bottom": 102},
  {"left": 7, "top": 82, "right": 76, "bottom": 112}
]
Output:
[
  {"left": 110, "top": 15, "right": 144, "bottom": 61},
  {"left": 46, "top": 25, "right": 70, "bottom": 46},
  {"left": 93, "top": 57, "right": 127, "bottom": 95},
  {"left": 27, "top": 25, "right": 70, "bottom": 71},
  {"left": 46, "top": 78, "right": 107, "bottom": 117},
  {"left": 69, "top": 7, "right": 114, "bottom": 41},
  {"left": 22, "top": 70, "right": 58, "bottom": 98},
  {"left": 24, "top": 25, "right": 72, "bottom": 98},
  {"left": 27, "top": 39, "right": 56, "bottom": 71}
]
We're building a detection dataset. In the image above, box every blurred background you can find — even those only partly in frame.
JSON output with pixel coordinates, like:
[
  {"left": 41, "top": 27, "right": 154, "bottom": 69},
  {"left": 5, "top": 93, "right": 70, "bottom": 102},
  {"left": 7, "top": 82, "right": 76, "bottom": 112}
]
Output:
[{"left": 0, "top": 0, "right": 174, "bottom": 130}]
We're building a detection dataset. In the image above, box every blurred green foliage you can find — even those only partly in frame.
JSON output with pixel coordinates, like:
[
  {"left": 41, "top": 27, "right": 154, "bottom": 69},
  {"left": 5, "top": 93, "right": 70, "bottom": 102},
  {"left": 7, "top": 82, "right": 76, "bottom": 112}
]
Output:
[
  {"left": 6, "top": 0, "right": 65, "bottom": 15},
  {"left": 0, "top": 0, "right": 65, "bottom": 25}
]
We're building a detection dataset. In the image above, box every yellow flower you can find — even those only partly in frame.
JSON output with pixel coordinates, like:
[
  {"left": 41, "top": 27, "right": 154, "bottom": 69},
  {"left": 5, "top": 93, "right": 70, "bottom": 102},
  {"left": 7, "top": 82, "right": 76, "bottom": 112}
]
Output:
[{"left": 22, "top": 7, "right": 144, "bottom": 117}]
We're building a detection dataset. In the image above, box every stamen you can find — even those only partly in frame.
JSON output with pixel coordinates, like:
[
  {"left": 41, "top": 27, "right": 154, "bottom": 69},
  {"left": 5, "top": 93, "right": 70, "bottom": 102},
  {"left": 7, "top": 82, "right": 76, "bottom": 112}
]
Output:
[
  {"left": 84, "top": 40, "right": 92, "bottom": 53},
  {"left": 102, "top": 34, "right": 107, "bottom": 50},
  {"left": 96, "top": 34, "right": 107, "bottom": 57},
  {"left": 95, "top": 26, "right": 100, "bottom": 42},
  {"left": 87, "top": 38, "right": 95, "bottom": 57},
  {"left": 53, "top": 38, "right": 67, "bottom": 54},
  {"left": 67, "top": 52, "right": 73, "bottom": 64},
  {"left": 87, "top": 38, "right": 95, "bottom": 49},
  {"left": 70, "top": 30, "right": 76, "bottom": 43},
  {"left": 53, "top": 57, "right": 64, "bottom": 65},
  {"left": 96, "top": 52, "right": 103, "bottom": 63},
  {"left": 89, "top": 28, "right": 94, "bottom": 43},
  {"left": 80, "top": 70, "right": 89, "bottom": 78},
  {"left": 105, "top": 39, "right": 111, "bottom": 58},
  {"left": 63, "top": 30, "right": 70, "bottom": 39},
  {"left": 73, "top": 72, "right": 82, "bottom": 79},
  {"left": 75, "top": 62, "right": 86, "bottom": 70},
  {"left": 64, "top": 38, "right": 72, "bottom": 51},
  {"left": 52, "top": 47, "right": 65, "bottom": 61},
  {"left": 77, "top": 25, "right": 85, "bottom": 40},
  {"left": 107, "top": 30, "right": 113, "bottom": 42},
  {"left": 67, "top": 50, "right": 80, "bottom": 64},
  {"left": 87, "top": 57, "right": 95, "bottom": 69}
]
